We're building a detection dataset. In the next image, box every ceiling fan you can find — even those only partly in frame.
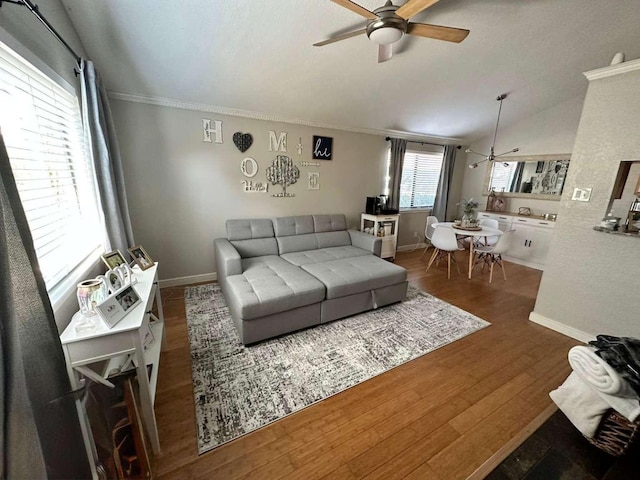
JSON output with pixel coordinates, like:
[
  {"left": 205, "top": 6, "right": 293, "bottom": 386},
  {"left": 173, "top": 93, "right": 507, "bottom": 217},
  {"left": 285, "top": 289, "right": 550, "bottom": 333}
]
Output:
[{"left": 314, "top": 0, "right": 470, "bottom": 63}]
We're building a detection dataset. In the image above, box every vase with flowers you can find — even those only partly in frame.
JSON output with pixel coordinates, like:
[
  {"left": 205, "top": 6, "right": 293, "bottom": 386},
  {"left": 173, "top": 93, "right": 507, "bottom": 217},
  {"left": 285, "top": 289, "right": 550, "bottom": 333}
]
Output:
[{"left": 460, "top": 198, "right": 479, "bottom": 227}]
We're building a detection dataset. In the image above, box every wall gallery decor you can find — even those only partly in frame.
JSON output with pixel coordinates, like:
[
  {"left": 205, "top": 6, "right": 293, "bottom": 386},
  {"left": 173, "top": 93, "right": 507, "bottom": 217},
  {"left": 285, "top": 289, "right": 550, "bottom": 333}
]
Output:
[
  {"left": 266, "top": 155, "right": 299, "bottom": 197},
  {"left": 297, "top": 137, "right": 303, "bottom": 155},
  {"left": 308, "top": 172, "right": 320, "bottom": 190},
  {"left": 202, "top": 119, "right": 223, "bottom": 143},
  {"left": 268, "top": 131, "right": 287, "bottom": 152},
  {"left": 240, "top": 157, "right": 258, "bottom": 178},
  {"left": 242, "top": 180, "right": 269, "bottom": 193},
  {"left": 300, "top": 161, "right": 320, "bottom": 167},
  {"left": 233, "top": 132, "right": 253, "bottom": 152},
  {"left": 312, "top": 135, "right": 333, "bottom": 160}
]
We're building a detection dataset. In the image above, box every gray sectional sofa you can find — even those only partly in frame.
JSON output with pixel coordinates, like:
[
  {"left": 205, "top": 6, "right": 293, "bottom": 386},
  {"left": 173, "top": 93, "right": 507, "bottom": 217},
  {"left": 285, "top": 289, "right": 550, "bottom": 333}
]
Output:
[{"left": 214, "top": 214, "right": 408, "bottom": 344}]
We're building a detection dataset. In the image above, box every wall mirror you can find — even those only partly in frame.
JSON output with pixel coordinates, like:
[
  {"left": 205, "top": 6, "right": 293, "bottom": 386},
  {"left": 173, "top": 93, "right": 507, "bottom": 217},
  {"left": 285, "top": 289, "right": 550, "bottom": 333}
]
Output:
[{"left": 483, "top": 154, "right": 571, "bottom": 200}]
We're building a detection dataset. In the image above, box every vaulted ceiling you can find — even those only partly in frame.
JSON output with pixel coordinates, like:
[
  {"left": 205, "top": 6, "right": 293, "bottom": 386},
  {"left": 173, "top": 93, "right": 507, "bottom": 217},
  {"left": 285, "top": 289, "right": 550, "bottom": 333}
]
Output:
[{"left": 62, "top": 0, "right": 640, "bottom": 143}]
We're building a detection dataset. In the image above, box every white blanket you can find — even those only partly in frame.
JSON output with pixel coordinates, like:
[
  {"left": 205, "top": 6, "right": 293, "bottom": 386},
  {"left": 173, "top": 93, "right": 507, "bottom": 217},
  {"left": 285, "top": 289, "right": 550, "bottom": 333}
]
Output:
[
  {"left": 549, "top": 371, "right": 609, "bottom": 437},
  {"left": 550, "top": 345, "right": 640, "bottom": 438}
]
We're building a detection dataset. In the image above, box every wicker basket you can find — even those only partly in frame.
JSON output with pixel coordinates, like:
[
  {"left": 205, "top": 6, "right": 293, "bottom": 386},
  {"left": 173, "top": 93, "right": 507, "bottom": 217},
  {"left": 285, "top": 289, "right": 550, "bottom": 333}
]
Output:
[{"left": 586, "top": 409, "right": 640, "bottom": 456}]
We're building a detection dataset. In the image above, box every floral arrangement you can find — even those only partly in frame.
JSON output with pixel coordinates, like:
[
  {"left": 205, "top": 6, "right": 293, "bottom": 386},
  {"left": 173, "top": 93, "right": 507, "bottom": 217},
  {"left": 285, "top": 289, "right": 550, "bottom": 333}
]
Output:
[{"left": 460, "top": 198, "right": 479, "bottom": 214}]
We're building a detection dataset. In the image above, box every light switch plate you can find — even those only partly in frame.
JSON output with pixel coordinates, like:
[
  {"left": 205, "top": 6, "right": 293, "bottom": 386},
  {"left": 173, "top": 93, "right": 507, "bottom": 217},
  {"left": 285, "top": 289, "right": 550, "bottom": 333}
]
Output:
[{"left": 572, "top": 187, "right": 592, "bottom": 202}]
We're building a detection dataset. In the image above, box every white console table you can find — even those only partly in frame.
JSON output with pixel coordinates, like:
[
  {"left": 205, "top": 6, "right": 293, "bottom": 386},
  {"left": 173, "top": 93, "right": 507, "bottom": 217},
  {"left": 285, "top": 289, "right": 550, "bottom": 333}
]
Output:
[
  {"left": 60, "top": 263, "right": 165, "bottom": 479},
  {"left": 360, "top": 213, "right": 399, "bottom": 260}
]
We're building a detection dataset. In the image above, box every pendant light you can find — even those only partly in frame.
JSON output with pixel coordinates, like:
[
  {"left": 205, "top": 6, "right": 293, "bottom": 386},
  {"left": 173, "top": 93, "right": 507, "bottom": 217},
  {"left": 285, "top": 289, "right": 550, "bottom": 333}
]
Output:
[{"left": 467, "top": 94, "right": 519, "bottom": 169}]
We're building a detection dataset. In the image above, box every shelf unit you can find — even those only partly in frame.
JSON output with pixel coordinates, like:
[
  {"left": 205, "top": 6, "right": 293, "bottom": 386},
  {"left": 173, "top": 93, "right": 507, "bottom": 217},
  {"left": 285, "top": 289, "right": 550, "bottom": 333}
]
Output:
[
  {"left": 360, "top": 213, "right": 400, "bottom": 260},
  {"left": 60, "top": 263, "right": 165, "bottom": 479}
]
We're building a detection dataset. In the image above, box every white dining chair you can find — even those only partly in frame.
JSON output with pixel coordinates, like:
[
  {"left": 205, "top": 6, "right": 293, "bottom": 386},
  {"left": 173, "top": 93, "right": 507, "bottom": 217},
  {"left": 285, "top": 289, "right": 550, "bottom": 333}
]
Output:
[
  {"left": 426, "top": 227, "right": 463, "bottom": 279},
  {"left": 472, "top": 229, "right": 515, "bottom": 283},
  {"left": 476, "top": 218, "right": 500, "bottom": 247},
  {"left": 420, "top": 215, "right": 439, "bottom": 258}
]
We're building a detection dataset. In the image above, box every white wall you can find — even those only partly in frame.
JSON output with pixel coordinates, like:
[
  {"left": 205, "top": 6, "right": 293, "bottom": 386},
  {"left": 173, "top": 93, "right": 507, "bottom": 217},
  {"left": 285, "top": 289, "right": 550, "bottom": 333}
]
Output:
[
  {"left": 109, "top": 99, "right": 388, "bottom": 281},
  {"left": 459, "top": 95, "right": 585, "bottom": 216},
  {"left": 533, "top": 65, "right": 640, "bottom": 339}
]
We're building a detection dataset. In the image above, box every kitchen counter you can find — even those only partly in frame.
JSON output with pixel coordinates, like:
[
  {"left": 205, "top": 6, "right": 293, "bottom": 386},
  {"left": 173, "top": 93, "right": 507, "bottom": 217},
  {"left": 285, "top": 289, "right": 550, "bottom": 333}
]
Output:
[{"left": 483, "top": 210, "right": 557, "bottom": 222}]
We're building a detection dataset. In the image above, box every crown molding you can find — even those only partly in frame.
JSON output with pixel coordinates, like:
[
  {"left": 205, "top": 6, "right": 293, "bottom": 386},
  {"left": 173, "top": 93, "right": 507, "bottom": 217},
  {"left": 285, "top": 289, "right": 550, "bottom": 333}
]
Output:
[
  {"left": 107, "top": 91, "right": 464, "bottom": 145},
  {"left": 583, "top": 58, "right": 640, "bottom": 81}
]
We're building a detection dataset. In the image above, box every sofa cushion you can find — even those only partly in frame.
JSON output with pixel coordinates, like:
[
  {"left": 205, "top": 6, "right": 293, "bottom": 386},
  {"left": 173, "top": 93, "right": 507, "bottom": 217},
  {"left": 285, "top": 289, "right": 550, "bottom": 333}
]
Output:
[
  {"left": 277, "top": 233, "right": 318, "bottom": 255},
  {"left": 226, "top": 218, "right": 274, "bottom": 240},
  {"left": 273, "top": 215, "right": 314, "bottom": 237},
  {"left": 230, "top": 238, "right": 278, "bottom": 258},
  {"left": 227, "top": 218, "right": 278, "bottom": 258},
  {"left": 281, "top": 246, "right": 370, "bottom": 266},
  {"left": 316, "top": 230, "right": 351, "bottom": 248},
  {"left": 313, "top": 214, "right": 347, "bottom": 232},
  {"left": 301, "top": 255, "right": 407, "bottom": 299},
  {"left": 226, "top": 256, "right": 325, "bottom": 320}
]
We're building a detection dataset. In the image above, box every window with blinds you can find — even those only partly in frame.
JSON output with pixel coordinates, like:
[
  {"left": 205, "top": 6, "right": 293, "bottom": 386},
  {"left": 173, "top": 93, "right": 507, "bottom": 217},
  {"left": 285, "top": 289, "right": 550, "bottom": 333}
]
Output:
[
  {"left": 488, "top": 162, "right": 517, "bottom": 193},
  {"left": 399, "top": 147, "right": 445, "bottom": 209},
  {"left": 0, "top": 42, "right": 103, "bottom": 291}
]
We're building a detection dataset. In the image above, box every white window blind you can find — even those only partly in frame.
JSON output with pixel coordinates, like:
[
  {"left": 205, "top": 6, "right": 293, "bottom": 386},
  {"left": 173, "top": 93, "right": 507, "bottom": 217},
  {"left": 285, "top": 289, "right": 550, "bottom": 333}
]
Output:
[
  {"left": 0, "top": 43, "right": 103, "bottom": 291},
  {"left": 399, "top": 147, "right": 445, "bottom": 209}
]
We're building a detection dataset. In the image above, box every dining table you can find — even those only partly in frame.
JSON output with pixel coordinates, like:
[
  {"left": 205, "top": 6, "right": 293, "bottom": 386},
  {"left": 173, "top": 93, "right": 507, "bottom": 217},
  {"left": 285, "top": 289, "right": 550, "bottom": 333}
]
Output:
[{"left": 435, "top": 222, "right": 504, "bottom": 279}]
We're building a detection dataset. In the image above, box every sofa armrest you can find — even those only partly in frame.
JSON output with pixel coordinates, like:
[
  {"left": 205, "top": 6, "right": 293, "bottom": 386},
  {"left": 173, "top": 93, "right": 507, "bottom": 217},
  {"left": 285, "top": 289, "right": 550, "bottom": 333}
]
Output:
[
  {"left": 214, "top": 238, "right": 242, "bottom": 280},
  {"left": 348, "top": 229, "right": 382, "bottom": 257}
]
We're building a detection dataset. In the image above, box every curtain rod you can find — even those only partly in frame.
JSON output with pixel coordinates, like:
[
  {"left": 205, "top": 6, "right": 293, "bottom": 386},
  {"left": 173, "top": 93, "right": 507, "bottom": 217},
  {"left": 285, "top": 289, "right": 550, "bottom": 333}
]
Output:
[
  {"left": 384, "top": 137, "right": 461, "bottom": 149},
  {"left": 1, "top": 0, "right": 82, "bottom": 71}
]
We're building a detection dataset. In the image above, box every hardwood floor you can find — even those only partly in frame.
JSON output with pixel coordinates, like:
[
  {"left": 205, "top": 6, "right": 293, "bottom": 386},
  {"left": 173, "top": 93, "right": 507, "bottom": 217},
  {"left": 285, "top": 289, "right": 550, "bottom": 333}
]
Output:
[{"left": 152, "top": 250, "right": 576, "bottom": 480}]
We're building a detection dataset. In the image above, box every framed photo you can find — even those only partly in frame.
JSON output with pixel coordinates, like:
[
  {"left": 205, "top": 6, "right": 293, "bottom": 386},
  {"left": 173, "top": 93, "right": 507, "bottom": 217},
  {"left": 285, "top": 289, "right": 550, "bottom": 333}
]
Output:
[
  {"left": 96, "top": 285, "right": 142, "bottom": 329},
  {"left": 128, "top": 245, "right": 154, "bottom": 271},
  {"left": 312, "top": 135, "right": 333, "bottom": 160},
  {"left": 101, "top": 250, "right": 127, "bottom": 270}
]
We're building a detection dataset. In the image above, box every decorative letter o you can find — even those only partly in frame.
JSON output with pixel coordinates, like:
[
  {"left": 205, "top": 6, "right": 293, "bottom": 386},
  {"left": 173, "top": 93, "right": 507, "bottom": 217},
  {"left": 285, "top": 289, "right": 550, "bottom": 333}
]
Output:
[{"left": 241, "top": 157, "right": 258, "bottom": 178}]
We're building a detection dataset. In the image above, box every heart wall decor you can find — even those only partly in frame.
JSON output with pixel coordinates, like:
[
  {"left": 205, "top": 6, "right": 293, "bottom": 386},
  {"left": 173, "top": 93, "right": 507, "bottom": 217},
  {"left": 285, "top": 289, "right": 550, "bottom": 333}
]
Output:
[{"left": 233, "top": 132, "right": 253, "bottom": 153}]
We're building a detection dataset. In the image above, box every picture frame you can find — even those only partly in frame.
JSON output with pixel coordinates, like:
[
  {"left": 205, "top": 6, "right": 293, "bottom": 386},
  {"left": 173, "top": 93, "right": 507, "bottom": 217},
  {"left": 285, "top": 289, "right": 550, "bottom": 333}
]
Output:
[
  {"left": 101, "top": 250, "right": 128, "bottom": 270},
  {"left": 128, "top": 245, "right": 154, "bottom": 271},
  {"left": 312, "top": 135, "right": 333, "bottom": 160},
  {"left": 96, "top": 285, "right": 142, "bottom": 329}
]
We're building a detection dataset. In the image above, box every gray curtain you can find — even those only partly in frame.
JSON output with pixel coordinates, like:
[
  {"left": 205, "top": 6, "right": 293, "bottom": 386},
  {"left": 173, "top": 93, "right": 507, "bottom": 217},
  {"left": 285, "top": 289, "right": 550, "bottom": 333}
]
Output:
[
  {"left": 388, "top": 138, "right": 407, "bottom": 211},
  {"left": 431, "top": 145, "right": 457, "bottom": 221},
  {"left": 81, "top": 60, "right": 135, "bottom": 255},
  {"left": 510, "top": 161, "right": 525, "bottom": 193},
  {"left": 0, "top": 133, "right": 91, "bottom": 479}
]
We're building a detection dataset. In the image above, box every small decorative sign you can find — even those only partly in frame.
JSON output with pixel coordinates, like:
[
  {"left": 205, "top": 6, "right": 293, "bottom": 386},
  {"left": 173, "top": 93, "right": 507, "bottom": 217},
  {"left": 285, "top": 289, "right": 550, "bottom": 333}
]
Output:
[
  {"left": 312, "top": 135, "right": 333, "bottom": 160},
  {"left": 308, "top": 172, "right": 320, "bottom": 190},
  {"left": 297, "top": 137, "right": 303, "bottom": 155},
  {"left": 300, "top": 161, "right": 320, "bottom": 167},
  {"left": 242, "top": 180, "right": 269, "bottom": 193},
  {"left": 202, "top": 119, "right": 223, "bottom": 143},
  {"left": 233, "top": 132, "right": 253, "bottom": 152},
  {"left": 240, "top": 157, "right": 258, "bottom": 177}
]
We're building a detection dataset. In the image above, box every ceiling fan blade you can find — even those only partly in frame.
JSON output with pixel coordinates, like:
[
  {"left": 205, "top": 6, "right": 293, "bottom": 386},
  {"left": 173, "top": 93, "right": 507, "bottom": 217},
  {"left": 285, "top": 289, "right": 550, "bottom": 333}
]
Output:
[
  {"left": 330, "top": 0, "right": 377, "bottom": 19},
  {"left": 395, "top": 0, "right": 440, "bottom": 20},
  {"left": 313, "top": 28, "right": 367, "bottom": 47},
  {"left": 407, "top": 22, "right": 470, "bottom": 43},
  {"left": 378, "top": 44, "right": 393, "bottom": 63}
]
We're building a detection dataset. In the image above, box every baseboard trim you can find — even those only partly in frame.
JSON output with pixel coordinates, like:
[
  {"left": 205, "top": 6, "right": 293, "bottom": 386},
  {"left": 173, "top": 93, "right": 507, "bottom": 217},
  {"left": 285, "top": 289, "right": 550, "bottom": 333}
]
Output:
[
  {"left": 159, "top": 272, "right": 217, "bottom": 288},
  {"left": 468, "top": 403, "right": 558, "bottom": 480},
  {"left": 528, "top": 311, "right": 594, "bottom": 343}
]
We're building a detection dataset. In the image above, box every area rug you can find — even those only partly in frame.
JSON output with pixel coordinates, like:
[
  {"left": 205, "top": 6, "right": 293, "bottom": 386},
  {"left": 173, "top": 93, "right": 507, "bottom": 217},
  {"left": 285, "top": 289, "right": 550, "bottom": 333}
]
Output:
[{"left": 185, "top": 283, "right": 490, "bottom": 454}]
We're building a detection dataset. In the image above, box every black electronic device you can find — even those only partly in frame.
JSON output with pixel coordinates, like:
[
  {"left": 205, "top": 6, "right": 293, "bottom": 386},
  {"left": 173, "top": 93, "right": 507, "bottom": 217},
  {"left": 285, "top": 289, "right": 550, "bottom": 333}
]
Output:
[{"left": 365, "top": 196, "right": 379, "bottom": 214}]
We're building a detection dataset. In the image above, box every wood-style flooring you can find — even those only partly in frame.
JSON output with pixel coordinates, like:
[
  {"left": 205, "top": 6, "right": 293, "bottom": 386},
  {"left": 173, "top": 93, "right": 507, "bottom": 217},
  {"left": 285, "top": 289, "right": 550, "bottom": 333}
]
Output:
[{"left": 153, "top": 249, "right": 577, "bottom": 480}]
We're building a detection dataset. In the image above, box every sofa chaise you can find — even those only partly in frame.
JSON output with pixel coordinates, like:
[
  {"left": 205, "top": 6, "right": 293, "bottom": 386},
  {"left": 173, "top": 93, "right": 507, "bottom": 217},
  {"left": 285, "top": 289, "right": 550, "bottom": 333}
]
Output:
[{"left": 214, "top": 214, "right": 408, "bottom": 344}]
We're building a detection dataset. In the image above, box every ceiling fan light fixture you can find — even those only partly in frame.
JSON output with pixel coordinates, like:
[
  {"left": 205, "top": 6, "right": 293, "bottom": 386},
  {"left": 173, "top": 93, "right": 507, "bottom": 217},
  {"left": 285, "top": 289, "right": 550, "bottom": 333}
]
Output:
[{"left": 368, "top": 26, "right": 404, "bottom": 45}]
